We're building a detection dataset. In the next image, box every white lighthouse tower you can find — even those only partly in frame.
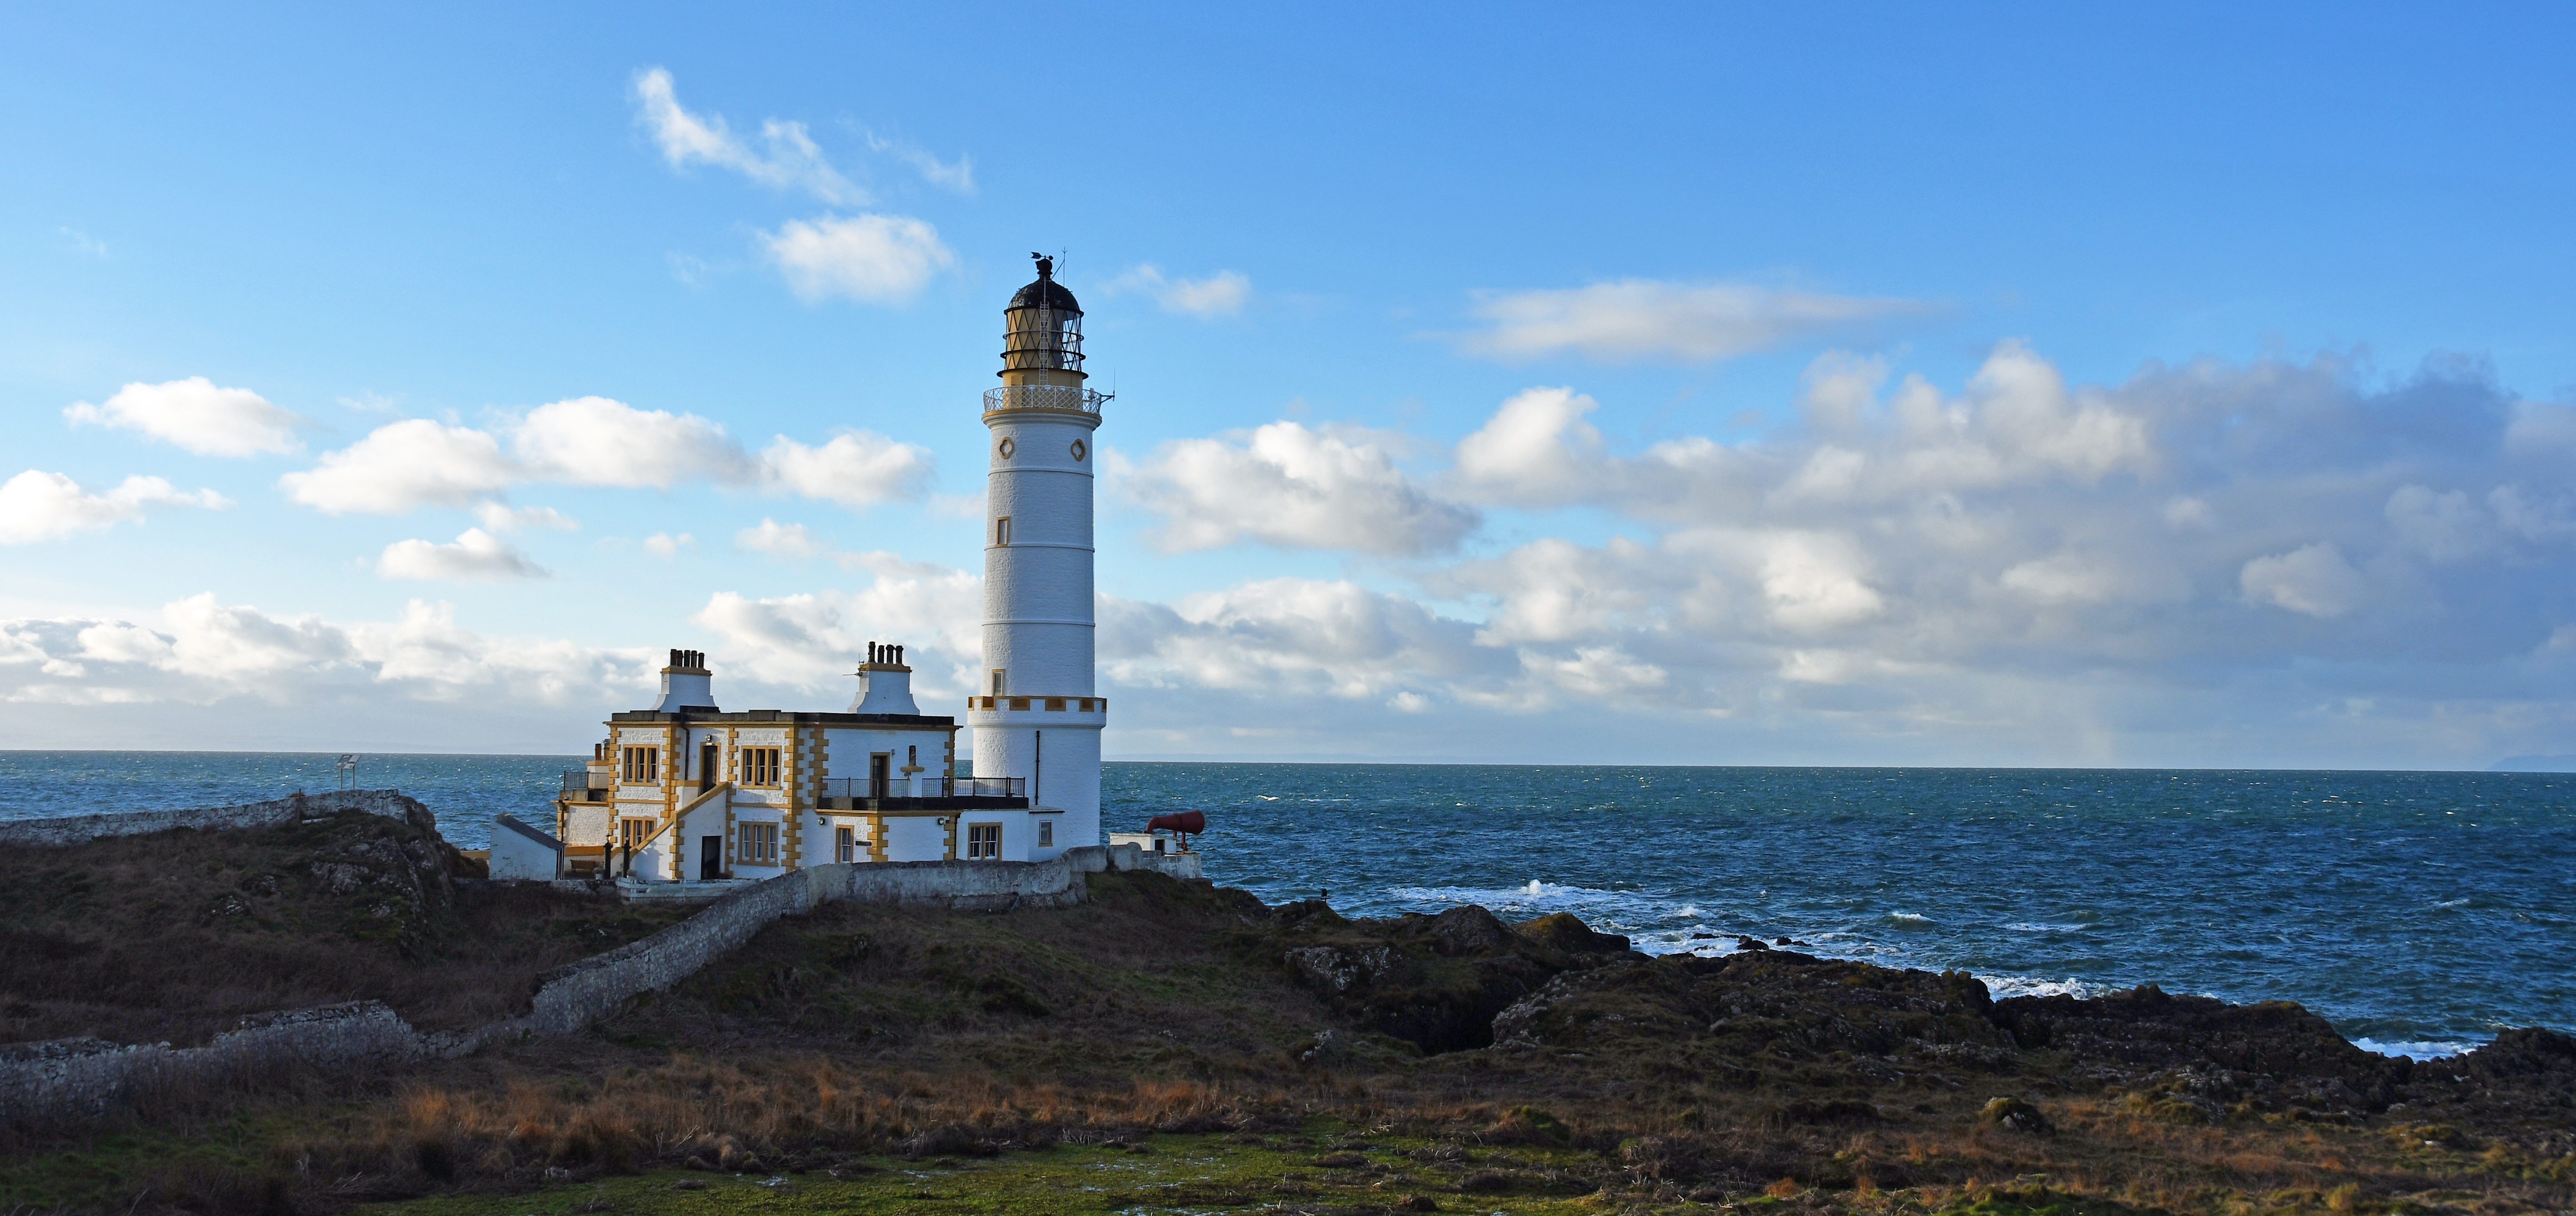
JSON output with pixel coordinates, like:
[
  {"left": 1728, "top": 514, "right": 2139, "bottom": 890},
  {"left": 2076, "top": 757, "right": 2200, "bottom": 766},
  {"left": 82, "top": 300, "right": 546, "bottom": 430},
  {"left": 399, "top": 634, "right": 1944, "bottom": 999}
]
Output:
[{"left": 968, "top": 255, "right": 1108, "bottom": 860}]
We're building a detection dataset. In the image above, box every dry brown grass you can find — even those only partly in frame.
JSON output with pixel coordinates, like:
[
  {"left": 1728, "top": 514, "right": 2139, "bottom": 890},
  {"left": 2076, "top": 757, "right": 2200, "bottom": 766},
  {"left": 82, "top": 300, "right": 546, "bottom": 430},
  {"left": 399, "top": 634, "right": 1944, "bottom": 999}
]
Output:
[{"left": 8, "top": 869, "right": 2570, "bottom": 1216}]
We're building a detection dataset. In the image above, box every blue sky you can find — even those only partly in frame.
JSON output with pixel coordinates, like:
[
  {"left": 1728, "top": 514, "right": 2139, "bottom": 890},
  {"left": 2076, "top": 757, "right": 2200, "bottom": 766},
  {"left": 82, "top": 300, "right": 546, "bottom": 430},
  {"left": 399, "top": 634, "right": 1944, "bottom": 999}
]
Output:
[{"left": 6, "top": 4, "right": 2575, "bottom": 765}]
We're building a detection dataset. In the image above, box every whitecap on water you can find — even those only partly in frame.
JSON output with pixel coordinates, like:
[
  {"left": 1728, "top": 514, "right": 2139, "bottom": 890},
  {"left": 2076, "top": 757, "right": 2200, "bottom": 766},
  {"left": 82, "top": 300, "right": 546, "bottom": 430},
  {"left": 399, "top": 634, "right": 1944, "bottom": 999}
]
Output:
[
  {"left": 2353, "top": 1037, "right": 2483, "bottom": 1060},
  {"left": 1980, "top": 974, "right": 2114, "bottom": 1000},
  {"left": 2430, "top": 898, "right": 2469, "bottom": 909},
  {"left": 2003, "top": 921, "right": 2091, "bottom": 933},
  {"left": 1887, "top": 912, "right": 1936, "bottom": 926}
]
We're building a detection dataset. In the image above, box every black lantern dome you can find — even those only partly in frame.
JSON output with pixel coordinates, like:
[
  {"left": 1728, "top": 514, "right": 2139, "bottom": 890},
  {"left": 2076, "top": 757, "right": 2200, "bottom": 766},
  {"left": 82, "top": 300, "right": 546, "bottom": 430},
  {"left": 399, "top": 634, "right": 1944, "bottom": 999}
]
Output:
[{"left": 1001, "top": 254, "right": 1085, "bottom": 378}]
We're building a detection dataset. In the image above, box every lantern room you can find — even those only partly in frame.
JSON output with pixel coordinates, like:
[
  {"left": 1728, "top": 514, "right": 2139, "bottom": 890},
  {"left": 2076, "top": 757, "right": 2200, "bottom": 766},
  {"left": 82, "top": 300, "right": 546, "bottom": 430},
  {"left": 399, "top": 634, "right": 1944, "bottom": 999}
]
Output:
[{"left": 1000, "top": 254, "right": 1085, "bottom": 380}]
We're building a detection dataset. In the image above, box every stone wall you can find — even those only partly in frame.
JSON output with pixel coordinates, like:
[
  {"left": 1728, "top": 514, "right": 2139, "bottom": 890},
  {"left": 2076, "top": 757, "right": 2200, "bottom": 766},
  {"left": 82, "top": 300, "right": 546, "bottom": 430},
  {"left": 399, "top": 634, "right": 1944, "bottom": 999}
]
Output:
[
  {"left": 0, "top": 829, "right": 1208, "bottom": 1122},
  {"left": 0, "top": 1001, "right": 429, "bottom": 1119},
  {"left": 0, "top": 788, "right": 424, "bottom": 849}
]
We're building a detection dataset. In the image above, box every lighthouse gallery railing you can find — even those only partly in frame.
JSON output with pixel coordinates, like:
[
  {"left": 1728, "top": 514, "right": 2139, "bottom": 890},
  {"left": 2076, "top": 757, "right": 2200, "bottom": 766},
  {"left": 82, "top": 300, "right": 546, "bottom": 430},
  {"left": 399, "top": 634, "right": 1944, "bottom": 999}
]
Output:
[{"left": 983, "top": 385, "right": 1108, "bottom": 415}]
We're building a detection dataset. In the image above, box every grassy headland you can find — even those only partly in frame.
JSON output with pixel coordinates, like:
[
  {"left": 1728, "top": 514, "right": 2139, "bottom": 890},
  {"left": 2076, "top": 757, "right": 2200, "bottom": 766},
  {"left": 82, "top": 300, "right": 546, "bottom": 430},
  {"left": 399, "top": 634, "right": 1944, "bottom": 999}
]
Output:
[{"left": 2, "top": 844, "right": 2570, "bottom": 1216}]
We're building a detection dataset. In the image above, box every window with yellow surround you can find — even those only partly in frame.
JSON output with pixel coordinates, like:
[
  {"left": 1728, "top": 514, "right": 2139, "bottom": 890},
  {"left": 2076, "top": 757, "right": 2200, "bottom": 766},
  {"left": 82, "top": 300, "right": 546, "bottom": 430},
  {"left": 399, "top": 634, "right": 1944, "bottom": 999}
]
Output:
[
  {"left": 620, "top": 745, "right": 657, "bottom": 783},
  {"left": 740, "top": 747, "right": 781, "bottom": 786},
  {"left": 966, "top": 822, "right": 1001, "bottom": 860},
  {"left": 738, "top": 821, "right": 779, "bottom": 865}
]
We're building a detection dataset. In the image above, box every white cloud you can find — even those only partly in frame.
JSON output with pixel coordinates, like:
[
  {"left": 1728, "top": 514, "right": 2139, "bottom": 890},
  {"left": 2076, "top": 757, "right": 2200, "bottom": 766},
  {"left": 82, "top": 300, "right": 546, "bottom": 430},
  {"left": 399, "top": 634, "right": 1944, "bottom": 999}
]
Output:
[
  {"left": 859, "top": 128, "right": 975, "bottom": 193},
  {"left": 1999, "top": 552, "right": 2187, "bottom": 606},
  {"left": 1450, "top": 386, "right": 1616, "bottom": 509},
  {"left": 2241, "top": 543, "right": 2366, "bottom": 618},
  {"left": 2384, "top": 484, "right": 2491, "bottom": 562},
  {"left": 631, "top": 67, "right": 865, "bottom": 204},
  {"left": 760, "top": 430, "right": 933, "bottom": 506},
  {"left": 64, "top": 377, "right": 306, "bottom": 456},
  {"left": 2, "top": 595, "right": 654, "bottom": 722},
  {"left": 692, "top": 552, "right": 982, "bottom": 695},
  {"left": 0, "top": 471, "right": 228, "bottom": 544},
  {"left": 279, "top": 419, "right": 518, "bottom": 514},
  {"left": 1113, "top": 265, "right": 1251, "bottom": 317},
  {"left": 1461, "top": 279, "right": 1929, "bottom": 363},
  {"left": 1122, "top": 421, "right": 1477, "bottom": 556},
  {"left": 377, "top": 529, "right": 550, "bottom": 582},
  {"left": 471, "top": 502, "right": 578, "bottom": 533},
  {"left": 512, "top": 396, "right": 753, "bottom": 488},
  {"left": 1103, "top": 578, "right": 1500, "bottom": 703},
  {"left": 283, "top": 398, "right": 924, "bottom": 515},
  {"left": 644, "top": 532, "right": 694, "bottom": 558},
  {"left": 736, "top": 518, "right": 824, "bottom": 559},
  {"left": 762, "top": 214, "right": 955, "bottom": 304}
]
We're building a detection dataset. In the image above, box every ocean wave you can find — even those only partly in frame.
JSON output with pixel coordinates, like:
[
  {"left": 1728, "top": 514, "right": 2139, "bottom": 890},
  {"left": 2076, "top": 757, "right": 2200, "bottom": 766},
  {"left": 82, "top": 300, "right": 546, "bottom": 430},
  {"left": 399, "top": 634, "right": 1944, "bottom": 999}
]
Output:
[
  {"left": 2003, "top": 922, "right": 2092, "bottom": 933},
  {"left": 2352, "top": 1037, "right": 2483, "bottom": 1060},
  {"left": 1981, "top": 974, "right": 2115, "bottom": 1000},
  {"left": 2430, "top": 898, "right": 2469, "bottom": 909},
  {"left": 1886, "top": 912, "right": 1936, "bottom": 926}
]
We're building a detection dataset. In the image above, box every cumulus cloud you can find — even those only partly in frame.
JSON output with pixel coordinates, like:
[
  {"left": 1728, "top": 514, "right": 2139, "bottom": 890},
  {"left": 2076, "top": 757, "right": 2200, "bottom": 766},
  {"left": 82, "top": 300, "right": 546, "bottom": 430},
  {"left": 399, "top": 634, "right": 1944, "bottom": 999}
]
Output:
[
  {"left": 0, "top": 471, "right": 228, "bottom": 544},
  {"left": 1112, "top": 265, "right": 1251, "bottom": 317},
  {"left": 644, "top": 532, "right": 694, "bottom": 558},
  {"left": 760, "top": 430, "right": 934, "bottom": 507},
  {"left": 1450, "top": 386, "right": 1617, "bottom": 509},
  {"left": 64, "top": 377, "right": 305, "bottom": 456},
  {"left": 736, "top": 518, "right": 824, "bottom": 559},
  {"left": 692, "top": 552, "right": 983, "bottom": 695},
  {"left": 1121, "top": 421, "right": 1477, "bottom": 556},
  {"left": 377, "top": 529, "right": 550, "bottom": 582},
  {"left": 471, "top": 502, "right": 577, "bottom": 533},
  {"left": 513, "top": 396, "right": 753, "bottom": 487},
  {"left": 1082, "top": 341, "right": 2576, "bottom": 763},
  {"left": 2240, "top": 543, "right": 2365, "bottom": 618},
  {"left": 1460, "top": 279, "right": 1931, "bottom": 363},
  {"left": 1102, "top": 578, "right": 1499, "bottom": 704},
  {"left": 1, "top": 594, "right": 654, "bottom": 721},
  {"left": 282, "top": 399, "right": 933, "bottom": 515},
  {"left": 631, "top": 67, "right": 865, "bottom": 204},
  {"left": 762, "top": 214, "right": 955, "bottom": 304},
  {"left": 279, "top": 419, "right": 517, "bottom": 514}
]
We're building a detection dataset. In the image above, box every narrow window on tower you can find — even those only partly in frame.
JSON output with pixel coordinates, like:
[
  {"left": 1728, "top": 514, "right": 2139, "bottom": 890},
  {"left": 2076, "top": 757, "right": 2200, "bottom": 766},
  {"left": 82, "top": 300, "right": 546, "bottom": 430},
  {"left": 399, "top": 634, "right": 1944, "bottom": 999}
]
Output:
[
  {"left": 990, "top": 670, "right": 1006, "bottom": 696},
  {"left": 995, "top": 516, "right": 1012, "bottom": 546}
]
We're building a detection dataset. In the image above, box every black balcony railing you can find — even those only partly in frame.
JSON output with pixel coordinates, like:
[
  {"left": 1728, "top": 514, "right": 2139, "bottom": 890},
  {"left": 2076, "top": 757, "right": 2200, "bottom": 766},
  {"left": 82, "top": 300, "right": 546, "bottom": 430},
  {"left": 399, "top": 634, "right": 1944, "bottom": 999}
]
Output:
[{"left": 816, "top": 776, "right": 1022, "bottom": 802}]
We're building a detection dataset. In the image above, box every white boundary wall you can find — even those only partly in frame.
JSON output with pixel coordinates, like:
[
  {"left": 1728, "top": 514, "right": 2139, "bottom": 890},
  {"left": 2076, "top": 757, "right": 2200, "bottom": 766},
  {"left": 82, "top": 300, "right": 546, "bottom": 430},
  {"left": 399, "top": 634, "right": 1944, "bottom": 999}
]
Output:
[{"left": 0, "top": 838, "right": 1201, "bottom": 1121}]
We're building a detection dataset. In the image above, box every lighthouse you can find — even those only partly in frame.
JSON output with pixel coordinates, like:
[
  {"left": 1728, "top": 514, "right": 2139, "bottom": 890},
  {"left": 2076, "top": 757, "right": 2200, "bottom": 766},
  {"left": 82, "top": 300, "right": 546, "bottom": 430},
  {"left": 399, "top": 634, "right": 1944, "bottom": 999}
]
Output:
[{"left": 968, "top": 255, "right": 1108, "bottom": 860}]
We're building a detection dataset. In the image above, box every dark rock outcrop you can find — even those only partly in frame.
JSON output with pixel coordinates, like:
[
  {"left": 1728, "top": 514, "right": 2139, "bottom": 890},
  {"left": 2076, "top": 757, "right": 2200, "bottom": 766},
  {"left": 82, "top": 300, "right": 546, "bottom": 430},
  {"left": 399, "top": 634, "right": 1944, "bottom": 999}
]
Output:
[{"left": 1262, "top": 906, "right": 1637, "bottom": 1054}]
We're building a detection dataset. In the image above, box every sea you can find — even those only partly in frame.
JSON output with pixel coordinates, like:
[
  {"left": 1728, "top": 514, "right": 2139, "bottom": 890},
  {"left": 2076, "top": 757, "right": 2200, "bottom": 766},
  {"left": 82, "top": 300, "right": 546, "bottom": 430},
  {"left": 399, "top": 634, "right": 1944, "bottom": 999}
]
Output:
[{"left": 4, "top": 752, "right": 2568, "bottom": 1059}]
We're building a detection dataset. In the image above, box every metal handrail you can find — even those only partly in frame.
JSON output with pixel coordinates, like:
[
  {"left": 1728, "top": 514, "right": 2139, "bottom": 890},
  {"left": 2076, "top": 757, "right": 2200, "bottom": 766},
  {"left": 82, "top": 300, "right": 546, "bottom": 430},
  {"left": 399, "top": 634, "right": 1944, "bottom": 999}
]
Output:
[
  {"left": 983, "top": 385, "right": 1108, "bottom": 415},
  {"left": 817, "top": 775, "right": 1024, "bottom": 800}
]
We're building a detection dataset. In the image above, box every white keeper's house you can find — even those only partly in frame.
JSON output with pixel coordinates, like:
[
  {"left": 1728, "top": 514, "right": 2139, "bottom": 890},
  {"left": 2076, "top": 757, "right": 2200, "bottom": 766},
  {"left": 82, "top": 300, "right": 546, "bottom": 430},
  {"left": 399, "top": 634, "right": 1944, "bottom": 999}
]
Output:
[{"left": 538, "top": 255, "right": 1110, "bottom": 884}]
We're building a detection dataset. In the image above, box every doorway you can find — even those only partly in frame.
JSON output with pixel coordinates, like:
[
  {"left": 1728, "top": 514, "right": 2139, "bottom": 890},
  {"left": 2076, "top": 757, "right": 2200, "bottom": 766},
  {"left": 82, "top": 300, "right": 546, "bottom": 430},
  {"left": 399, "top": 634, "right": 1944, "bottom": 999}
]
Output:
[
  {"left": 699, "top": 835, "right": 722, "bottom": 881},
  {"left": 871, "top": 753, "right": 892, "bottom": 800},
  {"left": 699, "top": 740, "right": 718, "bottom": 792}
]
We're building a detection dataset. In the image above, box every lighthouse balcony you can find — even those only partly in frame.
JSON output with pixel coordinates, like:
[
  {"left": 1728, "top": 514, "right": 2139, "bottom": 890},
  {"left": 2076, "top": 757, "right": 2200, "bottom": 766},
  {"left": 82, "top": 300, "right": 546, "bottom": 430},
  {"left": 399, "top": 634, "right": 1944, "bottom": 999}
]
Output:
[{"left": 983, "top": 384, "right": 1108, "bottom": 418}]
